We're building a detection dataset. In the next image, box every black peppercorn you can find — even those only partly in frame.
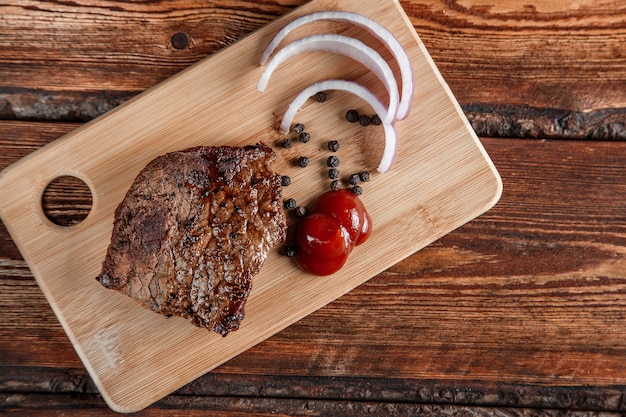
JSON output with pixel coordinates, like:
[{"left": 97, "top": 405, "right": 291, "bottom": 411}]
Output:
[
  {"left": 346, "top": 109, "right": 359, "bottom": 123},
  {"left": 359, "top": 171, "right": 371, "bottom": 182},
  {"left": 315, "top": 91, "right": 327, "bottom": 102},
  {"left": 295, "top": 206, "right": 308, "bottom": 217},
  {"left": 327, "top": 155, "right": 340, "bottom": 167},
  {"left": 328, "top": 168, "right": 339, "bottom": 179},
  {"left": 298, "top": 156, "right": 309, "bottom": 167},
  {"left": 327, "top": 140, "right": 339, "bottom": 152},
  {"left": 351, "top": 185, "right": 363, "bottom": 196},
  {"left": 294, "top": 123, "right": 305, "bottom": 134},
  {"left": 348, "top": 173, "right": 360, "bottom": 185},
  {"left": 299, "top": 132, "right": 311, "bottom": 143},
  {"left": 358, "top": 115, "right": 371, "bottom": 126},
  {"left": 330, "top": 180, "right": 341, "bottom": 190},
  {"left": 283, "top": 198, "right": 297, "bottom": 210},
  {"left": 284, "top": 245, "right": 296, "bottom": 257},
  {"left": 281, "top": 175, "right": 291, "bottom": 186},
  {"left": 370, "top": 114, "right": 382, "bottom": 125},
  {"left": 280, "top": 138, "right": 291, "bottom": 148}
]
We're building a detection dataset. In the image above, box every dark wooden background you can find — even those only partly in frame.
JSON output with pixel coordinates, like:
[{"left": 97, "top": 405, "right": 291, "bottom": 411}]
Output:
[{"left": 1, "top": 1, "right": 625, "bottom": 415}]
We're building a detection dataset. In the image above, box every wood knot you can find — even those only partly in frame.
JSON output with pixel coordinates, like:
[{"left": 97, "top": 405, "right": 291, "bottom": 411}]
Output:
[{"left": 171, "top": 32, "right": 189, "bottom": 50}]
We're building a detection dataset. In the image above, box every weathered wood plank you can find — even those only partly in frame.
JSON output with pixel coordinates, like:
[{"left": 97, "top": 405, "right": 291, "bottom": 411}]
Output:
[
  {"left": 403, "top": 1, "right": 626, "bottom": 109},
  {"left": 1, "top": 1, "right": 625, "bottom": 138},
  {"left": 0, "top": 1, "right": 300, "bottom": 100},
  {"left": 1, "top": 392, "right": 624, "bottom": 416},
  {"left": 464, "top": 105, "right": 626, "bottom": 140},
  {"left": 2, "top": 366, "right": 625, "bottom": 413},
  {"left": 408, "top": 0, "right": 626, "bottom": 139}
]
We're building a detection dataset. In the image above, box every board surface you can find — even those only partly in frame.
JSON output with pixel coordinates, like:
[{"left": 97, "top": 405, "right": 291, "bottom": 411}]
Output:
[{"left": 0, "top": 0, "right": 501, "bottom": 412}]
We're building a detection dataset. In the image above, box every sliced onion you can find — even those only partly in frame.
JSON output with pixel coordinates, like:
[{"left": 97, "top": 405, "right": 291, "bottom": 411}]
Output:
[
  {"left": 280, "top": 79, "right": 397, "bottom": 173},
  {"left": 257, "top": 34, "right": 398, "bottom": 125},
  {"left": 260, "top": 10, "right": 414, "bottom": 120}
]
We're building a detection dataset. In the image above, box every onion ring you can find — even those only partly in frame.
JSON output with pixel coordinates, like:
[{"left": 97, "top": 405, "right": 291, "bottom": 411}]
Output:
[
  {"left": 257, "top": 34, "right": 398, "bottom": 125},
  {"left": 280, "top": 79, "right": 397, "bottom": 173},
  {"left": 260, "top": 10, "right": 414, "bottom": 120}
]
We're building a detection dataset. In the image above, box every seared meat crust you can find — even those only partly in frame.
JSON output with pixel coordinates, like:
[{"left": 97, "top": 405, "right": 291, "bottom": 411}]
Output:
[{"left": 96, "top": 144, "right": 286, "bottom": 336}]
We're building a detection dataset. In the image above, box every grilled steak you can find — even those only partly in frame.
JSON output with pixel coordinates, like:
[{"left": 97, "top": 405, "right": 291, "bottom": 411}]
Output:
[{"left": 96, "top": 144, "right": 286, "bottom": 336}]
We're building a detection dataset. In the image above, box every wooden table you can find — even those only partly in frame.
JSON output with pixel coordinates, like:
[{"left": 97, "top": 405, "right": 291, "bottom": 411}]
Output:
[{"left": 1, "top": 1, "right": 625, "bottom": 415}]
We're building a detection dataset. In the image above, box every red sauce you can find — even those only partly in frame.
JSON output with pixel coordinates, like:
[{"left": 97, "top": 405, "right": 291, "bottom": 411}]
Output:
[{"left": 294, "top": 189, "right": 372, "bottom": 276}]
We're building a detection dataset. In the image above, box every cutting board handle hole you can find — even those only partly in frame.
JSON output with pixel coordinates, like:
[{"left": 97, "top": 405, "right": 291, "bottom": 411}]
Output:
[{"left": 41, "top": 175, "right": 93, "bottom": 226}]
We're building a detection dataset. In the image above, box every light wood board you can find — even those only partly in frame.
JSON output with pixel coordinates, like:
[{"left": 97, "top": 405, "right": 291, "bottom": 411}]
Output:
[{"left": 0, "top": 0, "right": 501, "bottom": 413}]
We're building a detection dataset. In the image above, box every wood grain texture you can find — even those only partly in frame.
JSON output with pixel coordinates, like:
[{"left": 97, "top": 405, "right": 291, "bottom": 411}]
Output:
[
  {"left": 1, "top": 396, "right": 624, "bottom": 417},
  {"left": 1, "top": 0, "right": 626, "bottom": 415},
  {"left": 0, "top": 0, "right": 501, "bottom": 411},
  {"left": 403, "top": 1, "right": 626, "bottom": 110},
  {"left": 1, "top": 121, "right": 625, "bottom": 414},
  {"left": 3, "top": 366, "right": 625, "bottom": 411},
  {"left": 1, "top": 0, "right": 624, "bottom": 138},
  {"left": 408, "top": 0, "right": 626, "bottom": 139},
  {"left": 0, "top": 0, "right": 300, "bottom": 105}
]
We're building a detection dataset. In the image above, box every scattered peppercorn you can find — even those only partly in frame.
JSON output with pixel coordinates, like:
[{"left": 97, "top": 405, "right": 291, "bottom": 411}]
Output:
[
  {"left": 330, "top": 180, "right": 342, "bottom": 190},
  {"left": 284, "top": 245, "right": 296, "bottom": 257},
  {"left": 281, "top": 175, "right": 291, "bottom": 186},
  {"left": 328, "top": 168, "right": 339, "bottom": 179},
  {"left": 299, "top": 132, "right": 311, "bottom": 143},
  {"left": 295, "top": 206, "right": 308, "bottom": 217},
  {"left": 315, "top": 91, "right": 327, "bottom": 102},
  {"left": 359, "top": 171, "right": 371, "bottom": 182},
  {"left": 280, "top": 138, "right": 291, "bottom": 148},
  {"left": 283, "top": 198, "right": 297, "bottom": 210},
  {"left": 370, "top": 114, "right": 382, "bottom": 125},
  {"left": 327, "top": 140, "right": 339, "bottom": 152},
  {"left": 346, "top": 109, "right": 359, "bottom": 123},
  {"left": 358, "top": 115, "right": 371, "bottom": 126},
  {"left": 351, "top": 185, "right": 363, "bottom": 196},
  {"left": 298, "top": 156, "right": 309, "bottom": 167},
  {"left": 327, "top": 155, "right": 340, "bottom": 167},
  {"left": 294, "top": 123, "right": 305, "bottom": 134},
  {"left": 348, "top": 173, "right": 360, "bottom": 185}
]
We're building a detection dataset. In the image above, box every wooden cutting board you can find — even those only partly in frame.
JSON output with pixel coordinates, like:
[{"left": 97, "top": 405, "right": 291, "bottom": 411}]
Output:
[{"left": 0, "top": 0, "right": 501, "bottom": 412}]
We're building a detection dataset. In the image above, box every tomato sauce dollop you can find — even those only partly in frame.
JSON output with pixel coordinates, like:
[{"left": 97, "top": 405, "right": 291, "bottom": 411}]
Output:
[{"left": 294, "top": 189, "right": 372, "bottom": 276}]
